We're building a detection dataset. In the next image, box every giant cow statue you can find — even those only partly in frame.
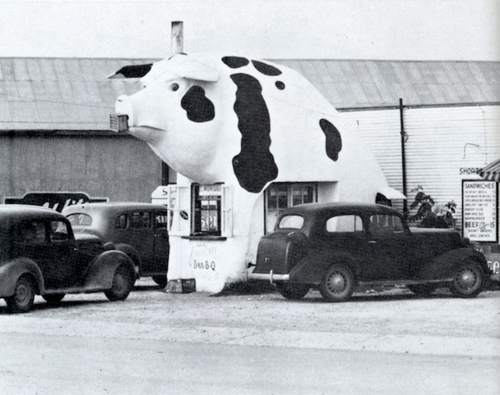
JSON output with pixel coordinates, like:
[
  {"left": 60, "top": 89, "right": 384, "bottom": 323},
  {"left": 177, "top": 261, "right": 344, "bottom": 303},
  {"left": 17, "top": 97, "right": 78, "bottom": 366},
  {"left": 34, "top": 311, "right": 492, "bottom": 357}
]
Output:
[{"left": 110, "top": 53, "right": 405, "bottom": 292}]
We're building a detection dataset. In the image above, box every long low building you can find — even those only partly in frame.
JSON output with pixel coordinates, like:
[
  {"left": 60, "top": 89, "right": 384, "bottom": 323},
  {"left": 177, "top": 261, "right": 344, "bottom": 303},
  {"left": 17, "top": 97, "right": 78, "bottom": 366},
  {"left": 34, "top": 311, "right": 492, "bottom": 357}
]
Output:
[{"left": 1, "top": 57, "right": 499, "bottom": 285}]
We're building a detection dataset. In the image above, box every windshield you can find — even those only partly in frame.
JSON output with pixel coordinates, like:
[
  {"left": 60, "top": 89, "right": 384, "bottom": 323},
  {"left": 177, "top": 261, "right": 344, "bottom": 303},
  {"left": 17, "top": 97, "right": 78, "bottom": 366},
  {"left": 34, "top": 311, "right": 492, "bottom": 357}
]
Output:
[{"left": 67, "top": 213, "right": 92, "bottom": 226}]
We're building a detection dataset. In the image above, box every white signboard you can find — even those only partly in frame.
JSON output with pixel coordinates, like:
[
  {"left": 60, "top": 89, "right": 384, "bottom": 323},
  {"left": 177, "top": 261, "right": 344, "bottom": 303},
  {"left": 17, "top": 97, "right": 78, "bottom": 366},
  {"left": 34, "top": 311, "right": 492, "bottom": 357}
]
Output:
[{"left": 462, "top": 180, "right": 498, "bottom": 242}]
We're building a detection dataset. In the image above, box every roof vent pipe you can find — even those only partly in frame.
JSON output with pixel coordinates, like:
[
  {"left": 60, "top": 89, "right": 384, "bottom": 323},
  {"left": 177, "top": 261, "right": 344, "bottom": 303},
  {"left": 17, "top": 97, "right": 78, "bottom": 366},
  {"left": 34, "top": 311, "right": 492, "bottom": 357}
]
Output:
[{"left": 171, "top": 21, "right": 184, "bottom": 55}]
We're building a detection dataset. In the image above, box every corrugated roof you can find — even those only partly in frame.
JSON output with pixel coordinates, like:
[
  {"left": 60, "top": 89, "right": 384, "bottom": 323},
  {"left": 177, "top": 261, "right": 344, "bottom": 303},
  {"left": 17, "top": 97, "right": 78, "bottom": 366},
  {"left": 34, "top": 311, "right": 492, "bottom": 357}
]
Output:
[{"left": 1, "top": 57, "right": 499, "bottom": 131}]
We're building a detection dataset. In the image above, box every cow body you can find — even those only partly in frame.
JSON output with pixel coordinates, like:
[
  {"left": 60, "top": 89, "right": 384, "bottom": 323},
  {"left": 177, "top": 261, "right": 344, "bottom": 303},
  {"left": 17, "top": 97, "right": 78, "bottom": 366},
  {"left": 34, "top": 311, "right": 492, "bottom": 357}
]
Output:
[{"left": 111, "top": 53, "right": 404, "bottom": 292}]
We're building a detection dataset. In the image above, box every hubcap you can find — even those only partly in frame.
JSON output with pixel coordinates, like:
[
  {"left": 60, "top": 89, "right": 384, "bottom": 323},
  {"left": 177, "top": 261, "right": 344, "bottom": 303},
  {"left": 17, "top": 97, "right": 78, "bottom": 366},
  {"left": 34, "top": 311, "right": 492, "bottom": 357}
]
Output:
[
  {"left": 114, "top": 273, "right": 125, "bottom": 292},
  {"left": 457, "top": 268, "right": 477, "bottom": 290},
  {"left": 328, "top": 272, "right": 346, "bottom": 293},
  {"left": 15, "top": 283, "right": 30, "bottom": 305}
]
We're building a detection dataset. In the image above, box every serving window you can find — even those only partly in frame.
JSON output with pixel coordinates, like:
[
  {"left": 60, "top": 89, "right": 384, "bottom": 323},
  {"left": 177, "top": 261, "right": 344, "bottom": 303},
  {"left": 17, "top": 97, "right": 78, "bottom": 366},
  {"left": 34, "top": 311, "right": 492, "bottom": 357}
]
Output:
[{"left": 192, "top": 184, "right": 222, "bottom": 236}]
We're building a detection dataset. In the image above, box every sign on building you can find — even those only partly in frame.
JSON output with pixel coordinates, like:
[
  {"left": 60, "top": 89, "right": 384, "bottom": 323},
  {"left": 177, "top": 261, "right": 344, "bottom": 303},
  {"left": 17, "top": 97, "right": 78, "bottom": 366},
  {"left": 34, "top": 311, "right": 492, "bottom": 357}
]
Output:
[
  {"left": 462, "top": 180, "right": 498, "bottom": 242},
  {"left": 4, "top": 192, "right": 108, "bottom": 212}
]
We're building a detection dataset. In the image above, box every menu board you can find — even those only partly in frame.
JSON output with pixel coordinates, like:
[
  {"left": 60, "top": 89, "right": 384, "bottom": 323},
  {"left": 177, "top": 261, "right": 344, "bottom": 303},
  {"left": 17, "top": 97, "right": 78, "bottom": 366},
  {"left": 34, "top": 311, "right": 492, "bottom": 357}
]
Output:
[{"left": 462, "top": 180, "right": 498, "bottom": 242}]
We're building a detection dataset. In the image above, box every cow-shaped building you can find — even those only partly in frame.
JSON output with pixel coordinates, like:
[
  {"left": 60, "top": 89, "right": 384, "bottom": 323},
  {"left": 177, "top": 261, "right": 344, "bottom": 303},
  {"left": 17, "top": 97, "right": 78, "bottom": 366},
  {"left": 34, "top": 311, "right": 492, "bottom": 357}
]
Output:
[{"left": 110, "top": 53, "right": 405, "bottom": 293}]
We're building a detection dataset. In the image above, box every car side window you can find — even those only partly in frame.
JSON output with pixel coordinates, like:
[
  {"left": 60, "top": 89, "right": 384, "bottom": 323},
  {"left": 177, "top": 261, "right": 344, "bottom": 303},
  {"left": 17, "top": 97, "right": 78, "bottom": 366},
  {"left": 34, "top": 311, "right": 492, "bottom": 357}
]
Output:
[
  {"left": 130, "top": 211, "right": 152, "bottom": 229},
  {"left": 49, "top": 220, "right": 69, "bottom": 241},
  {"left": 20, "top": 220, "right": 47, "bottom": 245},
  {"left": 115, "top": 214, "right": 129, "bottom": 229},
  {"left": 370, "top": 214, "right": 404, "bottom": 236},
  {"left": 155, "top": 211, "right": 169, "bottom": 229},
  {"left": 326, "top": 215, "right": 363, "bottom": 233}
]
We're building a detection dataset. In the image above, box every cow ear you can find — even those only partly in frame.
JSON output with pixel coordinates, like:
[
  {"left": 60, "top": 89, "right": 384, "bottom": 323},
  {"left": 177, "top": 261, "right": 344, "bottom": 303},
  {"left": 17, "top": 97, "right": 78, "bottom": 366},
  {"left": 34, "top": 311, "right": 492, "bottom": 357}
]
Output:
[
  {"left": 143, "top": 55, "right": 220, "bottom": 84},
  {"left": 108, "top": 64, "right": 153, "bottom": 79}
]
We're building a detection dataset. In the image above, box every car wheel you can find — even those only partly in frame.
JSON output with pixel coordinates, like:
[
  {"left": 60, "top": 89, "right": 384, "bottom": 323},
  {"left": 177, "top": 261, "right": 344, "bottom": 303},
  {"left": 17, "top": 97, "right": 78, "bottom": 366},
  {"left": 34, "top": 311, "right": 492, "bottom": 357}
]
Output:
[
  {"left": 6, "top": 275, "right": 35, "bottom": 313},
  {"left": 319, "top": 264, "right": 355, "bottom": 302},
  {"left": 42, "top": 294, "right": 65, "bottom": 304},
  {"left": 104, "top": 263, "right": 136, "bottom": 301},
  {"left": 152, "top": 275, "right": 168, "bottom": 288},
  {"left": 276, "top": 283, "right": 310, "bottom": 300},
  {"left": 407, "top": 284, "right": 438, "bottom": 296},
  {"left": 449, "top": 262, "right": 484, "bottom": 298}
]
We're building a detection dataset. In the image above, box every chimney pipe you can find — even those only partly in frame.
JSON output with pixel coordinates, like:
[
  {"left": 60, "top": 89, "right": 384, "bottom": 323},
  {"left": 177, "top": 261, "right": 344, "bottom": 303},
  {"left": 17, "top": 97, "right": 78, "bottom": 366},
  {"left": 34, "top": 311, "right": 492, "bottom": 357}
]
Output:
[{"left": 171, "top": 21, "right": 184, "bottom": 55}]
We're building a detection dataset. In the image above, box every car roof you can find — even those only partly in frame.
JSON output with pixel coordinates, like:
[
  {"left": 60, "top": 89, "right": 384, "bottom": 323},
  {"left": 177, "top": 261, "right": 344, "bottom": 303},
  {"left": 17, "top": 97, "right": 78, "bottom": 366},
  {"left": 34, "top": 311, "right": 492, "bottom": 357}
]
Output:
[
  {"left": 0, "top": 204, "right": 65, "bottom": 220},
  {"left": 62, "top": 202, "right": 168, "bottom": 216},
  {"left": 280, "top": 202, "right": 401, "bottom": 217}
]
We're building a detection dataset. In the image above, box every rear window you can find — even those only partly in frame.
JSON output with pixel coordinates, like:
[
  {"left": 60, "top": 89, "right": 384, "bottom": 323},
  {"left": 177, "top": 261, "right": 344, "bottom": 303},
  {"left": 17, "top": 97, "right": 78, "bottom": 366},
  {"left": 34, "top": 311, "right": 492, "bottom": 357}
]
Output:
[
  {"left": 278, "top": 215, "right": 304, "bottom": 229},
  {"left": 67, "top": 214, "right": 92, "bottom": 226}
]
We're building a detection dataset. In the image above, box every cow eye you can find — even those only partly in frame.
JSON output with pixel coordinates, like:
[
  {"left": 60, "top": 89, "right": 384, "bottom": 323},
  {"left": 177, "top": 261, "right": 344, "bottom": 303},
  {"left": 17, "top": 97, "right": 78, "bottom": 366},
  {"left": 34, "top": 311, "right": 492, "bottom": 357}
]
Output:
[{"left": 171, "top": 83, "right": 179, "bottom": 91}]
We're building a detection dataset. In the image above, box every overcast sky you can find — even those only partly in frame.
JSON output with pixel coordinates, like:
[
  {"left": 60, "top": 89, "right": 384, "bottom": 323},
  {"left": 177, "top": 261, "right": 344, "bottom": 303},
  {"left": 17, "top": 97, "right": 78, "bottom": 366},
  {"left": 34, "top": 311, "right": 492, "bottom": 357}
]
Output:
[{"left": 1, "top": 0, "right": 499, "bottom": 61}]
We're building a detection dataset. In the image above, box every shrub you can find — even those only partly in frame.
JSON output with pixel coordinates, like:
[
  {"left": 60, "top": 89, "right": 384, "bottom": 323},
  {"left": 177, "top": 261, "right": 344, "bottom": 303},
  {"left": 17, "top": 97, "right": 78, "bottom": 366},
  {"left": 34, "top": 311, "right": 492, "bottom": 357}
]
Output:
[{"left": 408, "top": 185, "right": 456, "bottom": 228}]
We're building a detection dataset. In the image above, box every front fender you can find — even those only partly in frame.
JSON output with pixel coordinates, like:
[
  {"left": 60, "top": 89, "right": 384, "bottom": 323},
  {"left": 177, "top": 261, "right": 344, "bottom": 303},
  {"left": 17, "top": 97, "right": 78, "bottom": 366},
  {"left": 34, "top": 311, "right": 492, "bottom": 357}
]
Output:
[
  {"left": 289, "top": 252, "right": 359, "bottom": 284},
  {"left": 83, "top": 250, "right": 135, "bottom": 290},
  {"left": 416, "top": 247, "right": 489, "bottom": 280},
  {"left": 0, "top": 258, "right": 45, "bottom": 297},
  {"left": 114, "top": 243, "right": 141, "bottom": 277}
]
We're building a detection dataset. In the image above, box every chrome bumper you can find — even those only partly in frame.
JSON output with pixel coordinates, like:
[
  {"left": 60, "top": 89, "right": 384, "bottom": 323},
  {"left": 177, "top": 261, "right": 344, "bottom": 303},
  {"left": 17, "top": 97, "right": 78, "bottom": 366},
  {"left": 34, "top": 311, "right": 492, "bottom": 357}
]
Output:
[{"left": 247, "top": 270, "right": 290, "bottom": 283}]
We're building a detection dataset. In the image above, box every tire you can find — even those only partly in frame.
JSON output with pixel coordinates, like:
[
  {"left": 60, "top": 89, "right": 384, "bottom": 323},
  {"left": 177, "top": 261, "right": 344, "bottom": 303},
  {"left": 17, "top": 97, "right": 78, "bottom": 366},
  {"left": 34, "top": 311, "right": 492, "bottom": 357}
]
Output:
[
  {"left": 42, "top": 294, "right": 65, "bottom": 304},
  {"left": 105, "top": 263, "right": 136, "bottom": 301},
  {"left": 276, "top": 283, "right": 310, "bottom": 300},
  {"left": 319, "top": 264, "right": 355, "bottom": 302},
  {"left": 407, "top": 284, "right": 438, "bottom": 296},
  {"left": 449, "top": 262, "right": 484, "bottom": 298},
  {"left": 152, "top": 275, "right": 168, "bottom": 288},
  {"left": 6, "top": 275, "right": 35, "bottom": 313}
]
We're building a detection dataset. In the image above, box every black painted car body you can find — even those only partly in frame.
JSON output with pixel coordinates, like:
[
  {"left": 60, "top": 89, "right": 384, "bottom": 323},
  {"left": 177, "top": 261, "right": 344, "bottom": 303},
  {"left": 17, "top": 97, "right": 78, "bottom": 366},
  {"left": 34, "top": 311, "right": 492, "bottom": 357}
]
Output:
[
  {"left": 63, "top": 202, "right": 169, "bottom": 287},
  {"left": 0, "top": 205, "right": 136, "bottom": 313},
  {"left": 249, "top": 203, "right": 492, "bottom": 302}
]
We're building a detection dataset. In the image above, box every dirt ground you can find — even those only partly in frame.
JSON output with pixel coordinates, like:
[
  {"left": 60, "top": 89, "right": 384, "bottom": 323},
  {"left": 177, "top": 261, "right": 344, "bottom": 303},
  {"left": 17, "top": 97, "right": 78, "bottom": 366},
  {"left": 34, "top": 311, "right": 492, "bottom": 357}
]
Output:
[{"left": 3, "top": 279, "right": 499, "bottom": 346}]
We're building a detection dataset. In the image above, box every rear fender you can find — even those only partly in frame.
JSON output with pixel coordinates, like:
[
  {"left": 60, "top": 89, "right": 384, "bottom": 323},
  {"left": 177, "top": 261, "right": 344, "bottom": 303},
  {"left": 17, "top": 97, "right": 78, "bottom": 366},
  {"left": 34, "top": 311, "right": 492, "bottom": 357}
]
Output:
[
  {"left": 416, "top": 248, "right": 489, "bottom": 280},
  {"left": 0, "top": 258, "right": 45, "bottom": 297},
  {"left": 83, "top": 250, "right": 135, "bottom": 290},
  {"left": 289, "top": 252, "right": 359, "bottom": 284}
]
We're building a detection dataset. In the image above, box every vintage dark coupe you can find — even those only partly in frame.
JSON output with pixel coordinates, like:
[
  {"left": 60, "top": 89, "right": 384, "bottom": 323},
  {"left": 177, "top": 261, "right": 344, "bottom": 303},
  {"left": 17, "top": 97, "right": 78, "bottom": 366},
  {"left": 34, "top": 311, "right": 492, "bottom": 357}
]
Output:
[
  {"left": 249, "top": 202, "right": 493, "bottom": 302},
  {"left": 63, "top": 203, "right": 169, "bottom": 287},
  {"left": 0, "top": 205, "right": 136, "bottom": 313}
]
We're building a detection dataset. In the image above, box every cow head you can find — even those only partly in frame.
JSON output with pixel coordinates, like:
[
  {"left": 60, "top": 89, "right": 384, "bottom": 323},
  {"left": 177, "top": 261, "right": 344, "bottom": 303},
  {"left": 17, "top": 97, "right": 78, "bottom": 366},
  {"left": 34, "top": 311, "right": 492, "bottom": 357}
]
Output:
[{"left": 112, "top": 54, "right": 236, "bottom": 183}]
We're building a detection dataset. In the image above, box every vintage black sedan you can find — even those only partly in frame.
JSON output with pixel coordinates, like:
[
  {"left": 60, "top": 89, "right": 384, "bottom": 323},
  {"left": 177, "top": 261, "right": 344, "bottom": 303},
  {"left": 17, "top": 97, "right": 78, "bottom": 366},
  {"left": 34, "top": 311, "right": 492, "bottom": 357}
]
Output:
[
  {"left": 248, "top": 203, "right": 493, "bottom": 302},
  {"left": 63, "top": 203, "right": 169, "bottom": 287},
  {"left": 0, "top": 205, "right": 136, "bottom": 313}
]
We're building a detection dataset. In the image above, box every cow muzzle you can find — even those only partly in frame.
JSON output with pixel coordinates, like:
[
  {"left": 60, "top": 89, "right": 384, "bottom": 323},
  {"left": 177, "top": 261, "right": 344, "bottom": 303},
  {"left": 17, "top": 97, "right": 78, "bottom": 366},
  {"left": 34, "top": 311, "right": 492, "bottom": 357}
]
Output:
[{"left": 110, "top": 95, "right": 134, "bottom": 133}]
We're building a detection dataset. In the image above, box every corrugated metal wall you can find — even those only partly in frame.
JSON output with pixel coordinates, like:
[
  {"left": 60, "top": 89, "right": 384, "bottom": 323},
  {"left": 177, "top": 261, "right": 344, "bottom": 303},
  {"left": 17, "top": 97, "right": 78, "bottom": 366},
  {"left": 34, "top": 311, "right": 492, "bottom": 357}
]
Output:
[
  {"left": 341, "top": 105, "right": 500, "bottom": 232},
  {"left": 0, "top": 134, "right": 162, "bottom": 203},
  {"left": 342, "top": 108, "right": 404, "bottom": 213}
]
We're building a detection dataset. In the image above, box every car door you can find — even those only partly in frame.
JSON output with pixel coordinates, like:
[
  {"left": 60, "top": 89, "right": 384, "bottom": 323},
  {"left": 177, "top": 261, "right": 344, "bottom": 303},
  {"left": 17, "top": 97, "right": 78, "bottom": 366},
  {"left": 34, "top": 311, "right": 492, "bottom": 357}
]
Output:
[
  {"left": 152, "top": 209, "right": 169, "bottom": 273},
  {"left": 14, "top": 219, "right": 77, "bottom": 289},
  {"left": 45, "top": 219, "right": 80, "bottom": 288},
  {"left": 363, "top": 213, "right": 410, "bottom": 281},
  {"left": 315, "top": 214, "right": 372, "bottom": 269},
  {"left": 128, "top": 210, "right": 156, "bottom": 274}
]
